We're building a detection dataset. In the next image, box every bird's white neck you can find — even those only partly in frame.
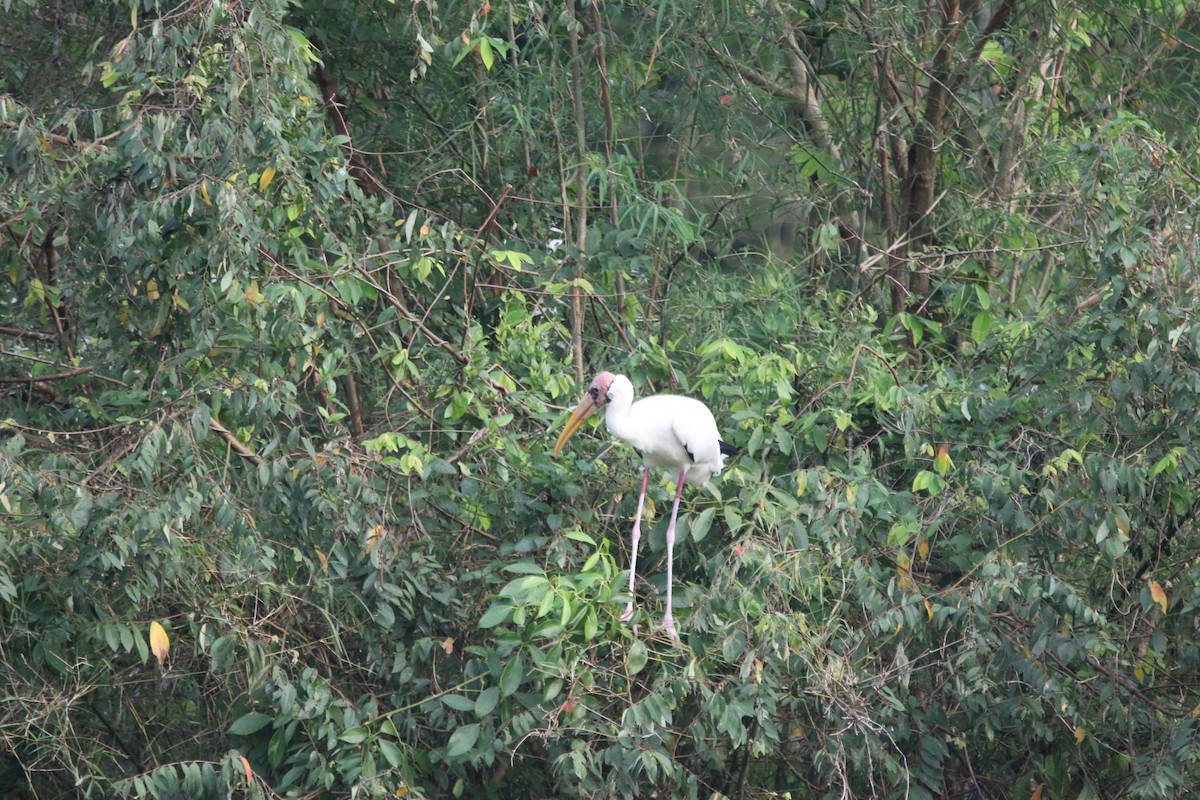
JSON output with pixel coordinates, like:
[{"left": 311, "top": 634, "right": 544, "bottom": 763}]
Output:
[{"left": 603, "top": 374, "right": 639, "bottom": 445}]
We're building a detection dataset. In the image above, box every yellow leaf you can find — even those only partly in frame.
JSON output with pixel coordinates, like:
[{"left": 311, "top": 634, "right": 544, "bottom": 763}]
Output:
[
  {"left": 1134, "top": 666, "right": 1145, "bottom": 682},
  {"left": 924, "top": 599, "right": 933, "bottom": 621},
  {"left": 366, "top": 524, "right": 387, "bottom": 554},
  {"left": 149, "top": 620, "right": 170, "bottom": 664},
  {"left": 258, "top": 166, "right": 277, "bottom": 192},
  {"left": 795, "top": 471, "right": 808, "bottom": 497},
  {"left": 1149, "top": 579, "right": 1168, "bottom": 614},
  {"left": 916, "top": 535, "right": 930, "bottom": 561},
  {"left": 419, "top": 224, "right": 430, "bottom": 237},
  {"left": 200, "top": 180, "right": 211, "bottom": 205},
  {"left": 896, "top": 552, "right": 916, "bottom": 593},
  {"left": 1074, "top": 726, "right": 1086, "bottom": 744},
  {"left": 934, "top": 443, "right": 953, "bottom": 475}
]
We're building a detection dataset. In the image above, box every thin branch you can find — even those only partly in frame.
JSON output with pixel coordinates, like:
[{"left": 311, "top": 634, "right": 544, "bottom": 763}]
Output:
[
  {"left": 0, "top": 366, "right": 93, "bottom": 384},
  {"left": 0, "top": 119, "right": 115, "bottom": 152},
  {"left": 0, "top": 325, "right": 57, "bottom": 342},
  {"left": 0, "top": 349, "right": 128, "bottom": 386},
  {"left": 566, "top": 2, "right": 589, "bottom": 381}
]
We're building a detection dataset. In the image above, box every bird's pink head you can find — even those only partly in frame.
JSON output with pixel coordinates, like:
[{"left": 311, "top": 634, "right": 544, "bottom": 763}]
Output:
[{"left": 587, "top": 371, "right": 616, "bottom": 408}]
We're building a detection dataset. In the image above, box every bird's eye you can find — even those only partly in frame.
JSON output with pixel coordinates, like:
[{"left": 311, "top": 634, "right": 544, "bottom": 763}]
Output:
[{"left": 588, "top": 386, "right": 599, "bottom": 400}]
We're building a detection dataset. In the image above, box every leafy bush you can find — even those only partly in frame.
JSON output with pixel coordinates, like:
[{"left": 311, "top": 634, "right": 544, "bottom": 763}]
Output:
[{"left": 5, "top": 0, "right": 1200, "bottom": 798}]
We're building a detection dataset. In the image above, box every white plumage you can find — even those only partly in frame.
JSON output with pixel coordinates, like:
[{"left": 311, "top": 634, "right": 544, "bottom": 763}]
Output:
[{"left": 554, "top": 371, "right": 736, "bottom": 639}]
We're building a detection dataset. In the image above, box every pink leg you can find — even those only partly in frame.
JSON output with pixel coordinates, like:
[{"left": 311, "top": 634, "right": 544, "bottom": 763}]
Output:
[
  {"left": 661, "top": 472, "right": 686, "bottom": 640},
  {"left": 620, "top": 467, "right": 650, "bottom": 623}
]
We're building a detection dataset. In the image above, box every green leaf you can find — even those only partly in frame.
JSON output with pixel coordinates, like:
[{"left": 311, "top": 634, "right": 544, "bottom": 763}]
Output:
[
  {"left": 971, "top": 311, "right": 994, "bottom": 344},
  {"left": 690, "top": 507, "right": 715, "bottom": 543},
  {"left": 564, "top": 529, "right": 596, "bottom": 546},
  {"left": 446, "top": 723, "right": 480, "bottom": 758},
  {"left": 478, "top": 603, "right": 513, "bottom": 628},
  {"left": 339, "top": 725, "right": 370, "bottom": 744},
  {"left": 475, "top": 686, "right": 500, "bottom": 717},
  {"left": 191, "top": 404, "right": 211, "bottom": 441},
  {"left": 975, "top": 284, "right": 992, "bottom": 310},
  {"left": 627, "top": 640, "right": 648, "bottom": 674},
  {"left": 284, "top": 25, "right": 321, "bottom": 64},
  {"left": 228, "top": 712, "right": 274, "bottom": 736},
  {"left": 502, "top": 561, "right": 545, "bottom": 574},
  {"left": 499, "top": 653, "right": 523, "bottom": 697},
  {"left": 441, "top": 694, "right": 476, "bottom": 712},
  {"left": 70, "top": 495, "right": 93, "bottom": 532},
  {"left": 268, "top": 727, "right": 287, "bottom": 769},
  {"left": 912, "top": 471, "right": 943, "bottom": 495},
  {"left": 378, "top": 738, "right": 404, "bottom": 769}
]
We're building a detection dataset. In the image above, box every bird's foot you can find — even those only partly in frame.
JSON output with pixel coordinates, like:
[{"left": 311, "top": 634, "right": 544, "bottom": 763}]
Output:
[
  {"left": 619, "top": 603, "right": 635, "bottom": 623},
  {"left": 662, "top": 614, "right": 679, "bottom": 642}
]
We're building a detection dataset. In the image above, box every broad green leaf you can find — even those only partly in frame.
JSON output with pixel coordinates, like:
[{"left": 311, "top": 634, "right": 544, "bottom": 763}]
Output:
[
  {"left": 564, "top": 529, "right": 596, "bottom": 546},
  {"left": 339, "top": 726, "right": 369, "bottom": 744},
  {"left": 441, "top": 694, "right": 476, "bottom": 712},
  {"left": 971, "top": 311, "right": 993, "bottom": 344},
  {"left": 478, "top": 603, "right": 513, "bottom": 628},
  {"left": 228, "top": 713, "right": 274, "bottom": 736},
  {"left": 378, "top": 738, "right": 404, "bottom": 769},
  {"left": 690, "top": 507, "right": 715, "bottom": 543},
  {"left": 446, "top": 723, "right": 480, "bottom": 758},
  {"left": 627, "top": 640, "right": 648, "bottom": 674},
  {"left": 475, "top": 687, "right": 499, "bottom": 717},
  {"left": 499, "top": 653, "right": 523, "bottom": 697}
]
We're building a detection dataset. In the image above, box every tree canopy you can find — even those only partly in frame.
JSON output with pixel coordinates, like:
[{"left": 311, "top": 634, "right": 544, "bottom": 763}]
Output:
[{"left": 4, "top": 0, "right": 1200, "bottom": 798}]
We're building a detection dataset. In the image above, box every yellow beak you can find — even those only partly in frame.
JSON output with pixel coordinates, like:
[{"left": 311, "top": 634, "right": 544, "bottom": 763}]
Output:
[{"left": 553, "top": 394, "right": 598, "bottom": 456}]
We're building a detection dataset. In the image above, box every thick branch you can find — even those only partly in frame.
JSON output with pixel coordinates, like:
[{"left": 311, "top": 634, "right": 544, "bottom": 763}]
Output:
[
  {"left": 208, "top": 417, "right": 263, "bottom": 465},
  {"left": 314, "top": 63, "right": 387, "bottom": 197},
  {"left": 901, "top": 0, "right": 965, "bottom": 303},
  {"left": 702, "top": 36, "right": 838, "bottom": 159}
]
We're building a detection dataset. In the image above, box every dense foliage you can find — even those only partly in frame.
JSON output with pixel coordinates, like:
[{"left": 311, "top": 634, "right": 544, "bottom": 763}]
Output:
[{"left": 4, "top": 0, "right": 1200, "bottom": 798}]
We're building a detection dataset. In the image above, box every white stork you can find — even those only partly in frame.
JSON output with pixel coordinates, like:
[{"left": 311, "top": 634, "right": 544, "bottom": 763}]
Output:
[{"left": 553, "top": 371, "right": 737, "bottom": 639}]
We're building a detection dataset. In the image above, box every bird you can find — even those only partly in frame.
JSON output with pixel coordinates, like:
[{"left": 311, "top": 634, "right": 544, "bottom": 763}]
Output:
[{"left": 553, "top": 371, "right": 737, "bottom": 639}]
